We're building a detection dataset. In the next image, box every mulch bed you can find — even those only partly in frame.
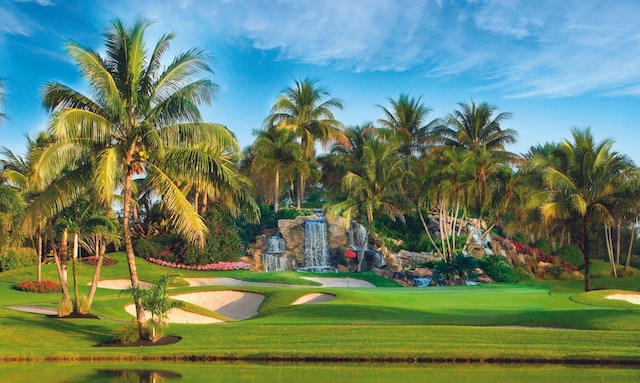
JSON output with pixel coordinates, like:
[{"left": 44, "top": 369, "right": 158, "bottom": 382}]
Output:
[
  {"left": 48, "top": 312, "right": 101, "bottom": 319},
  {"left": 96, "top": 335, "right": 182, "bottom": 347}
]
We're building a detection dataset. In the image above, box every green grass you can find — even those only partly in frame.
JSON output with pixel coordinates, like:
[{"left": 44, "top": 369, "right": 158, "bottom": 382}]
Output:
[{"left": 1, "top": 252, "right": 640, "bottom": 363}]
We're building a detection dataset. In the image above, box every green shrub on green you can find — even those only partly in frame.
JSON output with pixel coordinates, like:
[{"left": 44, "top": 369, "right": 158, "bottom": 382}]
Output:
[
  {"left": 277, "top": 207, "right": 313, "bottom": 220},
  {"left": 533, "top": 238, "right": 553, "bottom": 255},
  {"left": 178, "top": 208, "right": 243, "bottom": 265},
  {"left": 0, "top": 247, "right": 37, "bottom": 271},
  {"left": 114, "top": 322, "right": 139, "bottom": 345},
  {"left": 478, "top": 254, "right": 518, "bottom": 283},
  {"left": 554, "top": 244, "right": 584, "bottom": 269},
  {"left": 133, "top": 237, "right": 163, "bottom": 260},
  {"left": 434, "top": 253, "right": 478, "bottom": 283}
]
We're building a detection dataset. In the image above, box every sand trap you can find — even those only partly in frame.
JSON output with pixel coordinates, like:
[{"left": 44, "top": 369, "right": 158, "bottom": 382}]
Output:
[
  {"left": 5, "top": 305, "right": 58, "bottom": 315},
  {"left": 605, "top": 293, "right": 640, "bottom": 305},
  {"left": 171, "top": 291, "right": 264, "bottom": 320},
  {"left": 124, "top": 304, "right": 222, "bottom": 324},
  {"left": 93, "top": 279, "right": 152, "bottom": 290},
  {"left": 291, "top": 293, "right": 336, "bottom": 305},
  {"left": 301, "top": 277, "right": 375, "bottom": 288}
]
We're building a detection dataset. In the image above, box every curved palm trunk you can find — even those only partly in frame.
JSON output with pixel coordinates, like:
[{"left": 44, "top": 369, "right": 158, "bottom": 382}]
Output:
[
  {"left": 274, "top": 165, "right": 280, "bottom": 214},
  {"left": 87, "top": 237, "right": 105, "bottom": 309},
  {"left": 297, "top": 173, "right": 303, "bottom": 209},
  {"left": 625, "top": 220, "right": 636, "bottom": 270},
  {"left": 49, "top": 224, "right": 70, "bottom": 301},
  {"left": 36, "top": 228, "right": 42, "bottom": 283},
  {"left": 124, "top": 171, "right": 147, "bottom": 339},
  {"left": 59, "top": 229, "right": 69, "bottom": 292}
]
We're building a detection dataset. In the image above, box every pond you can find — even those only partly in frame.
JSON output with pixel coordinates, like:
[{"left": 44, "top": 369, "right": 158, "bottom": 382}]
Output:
[{"left": 1, "top": 362, "right": 639, "bottom": 382}]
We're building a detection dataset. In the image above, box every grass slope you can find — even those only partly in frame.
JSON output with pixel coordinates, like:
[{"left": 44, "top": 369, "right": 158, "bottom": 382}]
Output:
[{"left": 0, "top": 252, "right": 639, "bottom": 363}]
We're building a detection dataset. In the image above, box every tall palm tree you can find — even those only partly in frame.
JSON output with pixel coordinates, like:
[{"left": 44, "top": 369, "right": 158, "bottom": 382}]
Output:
[
  {"left": 265, "top": 78, "right": 348, "bottom": 208},
  {"left": 434, "top": 100, "right": 518, "bottom": 162},
  {"left": 326, "top": 136, "right": 408, "bottom": 271},
  {"left": 377, "top": 94, "right": 438, "bottom": 157},
  {"left": 0, "top": 79, "right": 6, "bottom": 126},
  {"left": 530, "top": 128, "right": 637, "bottom": 291},
  {"left": 251, "top": 127, "right": 303, "bottom": 214},
  {"left": 31, "top": 19, "right": 239, "bottom": 339}
]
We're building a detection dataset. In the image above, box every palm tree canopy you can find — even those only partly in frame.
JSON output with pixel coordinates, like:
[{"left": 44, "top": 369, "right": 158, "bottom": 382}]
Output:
[{"left": 433, "top": 100, "right": 517, "bottom": 160}]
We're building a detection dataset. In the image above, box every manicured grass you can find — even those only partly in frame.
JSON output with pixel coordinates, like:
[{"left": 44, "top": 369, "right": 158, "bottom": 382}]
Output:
[{"left": 1, "top": 252, "right": 640, "bottom": 363}]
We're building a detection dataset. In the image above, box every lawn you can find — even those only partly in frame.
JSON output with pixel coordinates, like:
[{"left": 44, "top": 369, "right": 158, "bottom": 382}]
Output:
[{"left": 1, "top": 252, "right": 639, "bottom": 363}]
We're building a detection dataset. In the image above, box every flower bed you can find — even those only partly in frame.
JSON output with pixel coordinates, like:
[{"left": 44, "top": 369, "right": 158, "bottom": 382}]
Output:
[
  {"left": 15, "top": 280, "right": 62, "bottom": 293},
  {"left": 146, "top": 257, "right": 251, "bottom": 271}
]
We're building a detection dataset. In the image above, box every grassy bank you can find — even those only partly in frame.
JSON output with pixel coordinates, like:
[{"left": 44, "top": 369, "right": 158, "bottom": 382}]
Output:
[{"left": 1, "top": 252, "right": 639, "bottom": 363}]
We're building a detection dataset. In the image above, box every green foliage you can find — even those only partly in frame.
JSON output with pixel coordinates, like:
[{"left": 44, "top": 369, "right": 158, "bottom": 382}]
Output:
[
  {"left": 533, "top": 238, "right": 553, "bottom": 255},
  {"left": 113, "top": 322, "right": 139, "bottom": 345},
  {"left": 371, "top": 213, "right": 433, "bottom": 253},
  {"left": 0, "top": 247, "right": 36, "bottom": 272},
  {"left": 434, "top": 253, "right": 478, "bottom": 283},
  {"left": 478, "top": 254, "right": 518, "bottom": 283},
  {"left": 57, "top": 298, "right": 72, "bottom": 317},
  {"left": 277, "top": 207, "right": 313, "bottom": 220},
  {"left": 133, "top": 238, "right": 163, "bottom": 260},
  {"left": 236, "top": 204, "right": 276, "bottom": 248},
  {"left": 553, "top": 244, "right": 584, "bottom": 269}
]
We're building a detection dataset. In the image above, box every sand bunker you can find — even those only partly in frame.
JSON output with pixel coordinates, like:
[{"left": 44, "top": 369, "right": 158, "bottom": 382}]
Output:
[
  {"left": 124, "top": 304, "right": 222, "bottom": 324},
  {"left": 605, "top": 293, "right": 640, "bottom": 305},
  {"left": 93, "top": 279, "right": 152, "bottom": 290},
  {"left": 301, "top": 277, "right": 375, "bottom": 288},
  {"left": 5, "top": 305, "right": 58, "bottom": 315},
  {"left": 291, "top": 293, "right": 336, "bottom": 305}
]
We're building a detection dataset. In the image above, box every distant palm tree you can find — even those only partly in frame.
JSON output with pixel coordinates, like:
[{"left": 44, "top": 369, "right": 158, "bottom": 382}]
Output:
[
  {"left": 434, "top": 100, "right": 518, "bottom": 162},
  {"left": 530, "top": 128, "right": 637, "bottom": 291},
  {"left": 377, "top": 94, "right": 438, "bottom": 156},
  {"left": 33, "top": 19, "right": 238, "bottom": 339},
  {"left": 0, "top": 79, "right": 6, "bottom": 126},
  {"left": 265, "top": 78, "right": 348, "bottom": 208},
  {"left": 251, "top": 127, "right": 303, "bottom": 214}
]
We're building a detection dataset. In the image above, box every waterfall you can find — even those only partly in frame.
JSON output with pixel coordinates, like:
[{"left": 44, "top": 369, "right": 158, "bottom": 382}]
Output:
[
  {"left": 414, "top": 276, "right": 432, "bottom": 287},
  {"left": 266, "top": 235, "right": 285, "bottom": 254},
  {"left": 263, "top": 253, "right": 282, "bottom": 272},
  {"left": 297, "top": 218, "right": 337, "bottom": 273},
  {"left": 349, "top": 222, "right": 367, "bottom": 251},
  {"left": 263, "top": 234, "right": 286, "bottom": 271}
]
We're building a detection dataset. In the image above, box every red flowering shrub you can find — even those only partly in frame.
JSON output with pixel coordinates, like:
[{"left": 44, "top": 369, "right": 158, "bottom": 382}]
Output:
[
  {"left": 15, "top": 280, "right": 62, "bottom": 293},
  {"left": 494, "top": 237, "right": 577, "bottom": 272},
  {"left": 82, "top": 256, "right": 117, "bottom": 266}
]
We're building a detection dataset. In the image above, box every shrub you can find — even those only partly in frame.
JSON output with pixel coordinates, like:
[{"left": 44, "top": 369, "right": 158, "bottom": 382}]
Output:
[
  {"left": 178, "top": 209, "right": 244, "bottom": 265},
  {"left": 533, "top": 238, "right": 553, "bottom": 255},
  {"left": 0, "top": 247, "right": 37, "bottom": 271},
  {"left": 77, "top": 295, "right": 90, "bottom": 314},
  {"left": 133, "top": 238, "right": 163, "bottom": 260},
  {"left": 478, "top": 254, "right": 518, "bottom": 283},
  {"left": 58, "top": 298, "right": 72, "bottom": 317},
  {"left": 553, "top": 244, "right": 584, "bottom": 269},
  {"left": 15, "top": 280, "right": 61, "bottom": 293},
  {"left": 434, "top": 253, "right": 478, "bottom": 283},
  {"left": 114, "top": 322, "right": 139, "bottom": 345},
  {"left": 277, "top": 207, "right": 313, "bottom": 220}
]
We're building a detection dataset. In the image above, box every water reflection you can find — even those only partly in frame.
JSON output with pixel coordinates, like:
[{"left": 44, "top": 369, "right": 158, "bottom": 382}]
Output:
[{"left": 2, "top": 362, "right": 639, "bottom": 383}]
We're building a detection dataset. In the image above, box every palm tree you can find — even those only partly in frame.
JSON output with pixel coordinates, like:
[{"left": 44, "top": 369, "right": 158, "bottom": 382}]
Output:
[
  {"left": 31, "top": 19, "right": 239, "bottom": 339},
  {"left": 530, "top": 128, "right": 637, "bottom": 291},
  {"left": 251, "top": 127, "right": 303, "bottom": 214},
  {"left": 377, "top": 94, "right": 438, "bottom": 157},
  {"left": 0, "top": 79, "right": 6, "bottom": 126},
  {"left": 326, "top": 136, "right": 408, "bottom": 271},
  {"left": 265, "top": 78, "right": 348, "bottom": 208},
  {"left": 434, "top": 100, "right": 518, "bottom": 162}
]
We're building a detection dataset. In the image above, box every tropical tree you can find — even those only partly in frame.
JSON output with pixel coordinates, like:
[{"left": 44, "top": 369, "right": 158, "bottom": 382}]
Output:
[
  {"left": 433, "top": 100, "right": 518, "bottom": 162},
  {"left": 251, "top": 127, "right": 303, "bottom": 214},
  {"left": 530, "top": 127, "right": 637, "bottom": 291},
  {"left": 326, "top": 136, "right": 408, "bottom": 271},
  {"left": 0, "top": 79, "right": 6, "bottom": 126},
  {"left": 377, "top": 94, "right": 438, "bottom": 157},
  {"left": 265, "top": 78, "right": 348, "bottom": 208},
  {"left": 31, "top": 19, "right": 239, "bottom": 340}
]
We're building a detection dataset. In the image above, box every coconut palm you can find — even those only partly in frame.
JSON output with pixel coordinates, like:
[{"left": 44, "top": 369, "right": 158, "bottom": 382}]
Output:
[
  {"left": 326, "top": 136, "right": 408, "bottom": 271},
  {"left": 530, "top": 127, "right": 637, "bottom": 291},
  {"left": 0, "top": 79, "right": 6, "bottom": 126},
  {"left": 32, "top": 19, "right": 239, "bottom": 339},
  {"left": 377, "top": 94, "right": 438, "bottom": 157},
  {"left": 251, "top": 127, "right": 303, "bottom": 214},
  {"left": 434, "top": 100, "right": 518, "bottom": 162},
  {"left": 265, "top": 78, "right": 348, "bottom": 208}
]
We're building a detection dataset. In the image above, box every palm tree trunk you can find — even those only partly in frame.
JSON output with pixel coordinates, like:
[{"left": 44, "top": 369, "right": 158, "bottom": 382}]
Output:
[
  {"left": 274, "top": 165, "right": 280, "bottom": 214},
  {"left": 87, "top": 237, "right": 105, "bottom": 309},
  {"left": 201, "top": 193, "right": 208, "bottom": 214},
  {"left": 625, "top": 219, "right": 636, "bottom": 270},
  {"left": 48, "top": 224, "right": 70, "bottom": 301},
  {"left": 583, "top": 220, "right": 591, "bottom": 292},
  {"left": 616, "top": 220, "right": 621, "bottom": 265},
  {"left": 36, "top": 228, "right": 42, "bottom": 283},
  {"left": 60, "top": 229, "right": 68, "bottom": 291},
  {"left": 297, "top": 173, "right": 303, "bottom": 209},
  {"left": 124, "top": 170, "right": 147, "bottom": 340},
  {"left": 194, "top": 188, "right": 200, "bottom": 214},
  {"left": 418, "top": 206, "right": 443, "bottom": 257},
  {"left": 72, "top": 232, "right": 80, "bottom": 312}
]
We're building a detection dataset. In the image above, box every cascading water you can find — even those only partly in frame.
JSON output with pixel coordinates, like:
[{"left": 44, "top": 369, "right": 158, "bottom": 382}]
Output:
[
  {"left": 263, "top": 234, "right": 286, "bottom": 272},
  {"left": 467, "top": 224, "right": 493, "bottom": 255},
  {"left": 298, "top": 218, "right": 337, "bottom": 273},
  {"left": 413, "top": 277, "right": 433, "bottom": 287},
  {"left": 349, "top": 222, "right": 368, "bottom": 252}
]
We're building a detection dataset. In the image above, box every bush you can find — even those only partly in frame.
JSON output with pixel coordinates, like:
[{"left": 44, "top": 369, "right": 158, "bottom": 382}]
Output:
[
  {"left": 15, "top": 280, "right": 61, "bottom": 293},
  {"left": 133, "top": 238, "right": 163, "bottom": 260},
  {"left": 533, "top": 238, "right": 553, "bottom": 255},
  {"left": 58, "top": 298, "right": 72, "bottom": 317},
  {"left": 277, "top": 207, "right": 313, "bottom": 220},
  {"left": 478, "top": 254, "right": 518, "bottom": 283},
  {"left": 0, "top": 247, "right": 37, "bottom": 272},
  {"left": 434, "top": 253, "right": 478, "bottom": 283},
  {"left": 114, "top": 322, "right": 139, "bottom": 345},
  {"left": 553, "top": 244, "right": 584, "bottom": 269}
]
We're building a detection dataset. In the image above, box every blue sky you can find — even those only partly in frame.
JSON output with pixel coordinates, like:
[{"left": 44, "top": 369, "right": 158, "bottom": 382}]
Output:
[{"left": 2, "top": 0, "right": 640, "bottom": 163}]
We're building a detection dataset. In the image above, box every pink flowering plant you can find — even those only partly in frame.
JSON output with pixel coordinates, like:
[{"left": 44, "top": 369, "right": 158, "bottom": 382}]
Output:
[{"left": 147, "top": 257, "right": 251, "bottom": 271}]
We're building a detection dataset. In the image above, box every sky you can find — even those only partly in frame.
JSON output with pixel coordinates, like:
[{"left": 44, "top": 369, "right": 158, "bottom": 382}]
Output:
[{"left": 1, "top": 0, "right": 640, "bottom": 163}]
